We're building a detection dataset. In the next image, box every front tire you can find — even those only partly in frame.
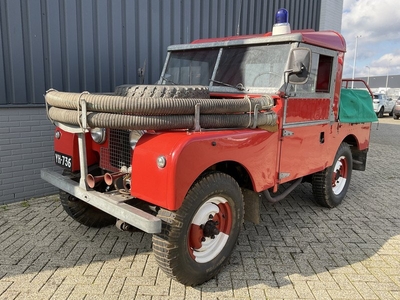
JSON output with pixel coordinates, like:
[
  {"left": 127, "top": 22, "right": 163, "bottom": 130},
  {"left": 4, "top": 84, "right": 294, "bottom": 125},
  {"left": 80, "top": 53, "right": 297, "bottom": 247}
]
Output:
[
  {"left": 60, "top": 170, "right": 116, "bottom": 228},
  {"left": 312, "top": 143, "right": 353, "bottom": 208},
  {"left": 152, "top": 172, "right": 244, "bottom": 286}
]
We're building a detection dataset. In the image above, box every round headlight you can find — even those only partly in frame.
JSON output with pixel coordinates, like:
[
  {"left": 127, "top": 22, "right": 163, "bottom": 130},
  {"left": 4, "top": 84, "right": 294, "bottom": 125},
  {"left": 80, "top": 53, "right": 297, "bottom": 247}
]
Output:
[
  {"left": 129, "top": 130, "right": 146, "bottom": 150},
  {"left": 90, "top": 128, "right": 106, "bottom": 144}
]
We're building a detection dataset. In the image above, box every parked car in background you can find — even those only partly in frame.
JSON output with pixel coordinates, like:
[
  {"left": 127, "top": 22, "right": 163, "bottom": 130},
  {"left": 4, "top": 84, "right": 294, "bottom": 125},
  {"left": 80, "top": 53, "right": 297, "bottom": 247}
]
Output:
[
  {"left": 393, "top": 97, "right": 400, "bottom": 120},
  {"left": 373, "top": 93, "right": 395, "bottom": 118}
]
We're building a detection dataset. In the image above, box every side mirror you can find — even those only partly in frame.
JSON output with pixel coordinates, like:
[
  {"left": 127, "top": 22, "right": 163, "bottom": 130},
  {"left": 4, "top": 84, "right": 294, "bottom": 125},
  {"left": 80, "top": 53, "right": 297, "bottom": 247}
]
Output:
[{"left": 287, "top": 48, "right": 311, "bottom": 84}]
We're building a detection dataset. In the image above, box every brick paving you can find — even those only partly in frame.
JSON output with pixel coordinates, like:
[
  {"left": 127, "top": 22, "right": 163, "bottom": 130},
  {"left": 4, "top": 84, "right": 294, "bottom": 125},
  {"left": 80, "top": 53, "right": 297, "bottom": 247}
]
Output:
[{"left": 0, "top": 118, "right": 399, "bottom": 300}]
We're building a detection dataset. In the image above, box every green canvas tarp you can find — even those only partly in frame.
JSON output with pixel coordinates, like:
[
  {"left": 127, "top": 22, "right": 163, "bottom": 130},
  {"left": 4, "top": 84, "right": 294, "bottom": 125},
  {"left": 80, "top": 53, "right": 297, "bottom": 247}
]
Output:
[{"left": 339, "top": 89, "right": 378, "bottom": 123}]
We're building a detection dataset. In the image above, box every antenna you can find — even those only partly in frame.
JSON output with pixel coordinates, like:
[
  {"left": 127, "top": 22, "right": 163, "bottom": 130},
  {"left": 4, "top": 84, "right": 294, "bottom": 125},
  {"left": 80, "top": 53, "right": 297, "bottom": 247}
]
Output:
[
  {"left": 138, "top": 59, "right": 146, "bottom": 84},
  {"left": 236, "top": 0, "right": 243, "bottom": 36}
]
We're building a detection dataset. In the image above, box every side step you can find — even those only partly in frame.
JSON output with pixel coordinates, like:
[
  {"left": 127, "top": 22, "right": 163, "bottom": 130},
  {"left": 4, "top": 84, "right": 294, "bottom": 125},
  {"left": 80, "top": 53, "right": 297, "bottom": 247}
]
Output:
[{"left": 41, "top": 168, "right": 161, "bottom": 233}]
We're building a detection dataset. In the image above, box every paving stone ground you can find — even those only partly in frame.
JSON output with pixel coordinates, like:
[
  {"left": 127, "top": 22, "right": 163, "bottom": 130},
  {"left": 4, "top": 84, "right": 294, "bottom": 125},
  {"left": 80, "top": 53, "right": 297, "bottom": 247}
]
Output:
[{"left": 1, "top": 117, "right": 399, "bottom": 300}]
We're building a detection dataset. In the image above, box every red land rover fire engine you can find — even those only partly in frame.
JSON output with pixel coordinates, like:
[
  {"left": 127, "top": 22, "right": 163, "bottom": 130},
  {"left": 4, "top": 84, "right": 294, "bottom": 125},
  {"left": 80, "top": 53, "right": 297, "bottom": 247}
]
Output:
[{"left": 41, "top": 9, "right": 377, "bottom": 285}]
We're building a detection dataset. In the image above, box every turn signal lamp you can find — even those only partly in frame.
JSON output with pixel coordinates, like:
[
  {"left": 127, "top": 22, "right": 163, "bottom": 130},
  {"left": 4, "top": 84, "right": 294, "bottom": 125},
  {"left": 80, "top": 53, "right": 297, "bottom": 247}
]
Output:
[{"left": 272, "top": 8, "right": 291, "bottom": 36}]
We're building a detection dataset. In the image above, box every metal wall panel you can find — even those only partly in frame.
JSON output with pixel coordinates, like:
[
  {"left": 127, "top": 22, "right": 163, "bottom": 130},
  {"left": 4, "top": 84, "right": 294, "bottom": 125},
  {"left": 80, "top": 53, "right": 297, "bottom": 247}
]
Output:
[{"left": 0, "top": 0, "right": 322, "bottom": 105}]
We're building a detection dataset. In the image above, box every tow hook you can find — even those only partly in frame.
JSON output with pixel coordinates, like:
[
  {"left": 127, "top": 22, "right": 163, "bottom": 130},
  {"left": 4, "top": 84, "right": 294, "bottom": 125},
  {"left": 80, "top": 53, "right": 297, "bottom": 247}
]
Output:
[{"left": 116, "top": 219, "right": 132, "bottom": 231}]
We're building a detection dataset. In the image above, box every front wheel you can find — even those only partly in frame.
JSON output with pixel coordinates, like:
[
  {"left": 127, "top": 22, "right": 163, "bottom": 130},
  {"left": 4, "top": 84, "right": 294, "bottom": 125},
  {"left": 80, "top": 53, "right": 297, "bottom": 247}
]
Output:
[
  {"left": 377, "top": 107, "right": 384, "bottom": 118},
  {"left": 60, "top": 170, "right": 116, "bottom": 228},
  {"left": 152, "top": 172, "right": 244, "bottom": 286},
  {"left": 312, "top": 143, "right": 353, "bottom": 208}
]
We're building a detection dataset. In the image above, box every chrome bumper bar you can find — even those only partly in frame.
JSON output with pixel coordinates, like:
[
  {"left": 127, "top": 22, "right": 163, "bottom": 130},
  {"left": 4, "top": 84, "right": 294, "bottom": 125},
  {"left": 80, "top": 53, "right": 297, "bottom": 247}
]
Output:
[{"left": 41, "top": 168, "right": 161, "bottom": 234}]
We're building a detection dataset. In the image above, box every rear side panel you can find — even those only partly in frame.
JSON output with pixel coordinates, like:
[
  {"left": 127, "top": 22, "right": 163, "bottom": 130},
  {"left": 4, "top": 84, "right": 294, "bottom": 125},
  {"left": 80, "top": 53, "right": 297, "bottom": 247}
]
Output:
[{"left": 278, "top": 122, "right": 372, "bottom": 183}]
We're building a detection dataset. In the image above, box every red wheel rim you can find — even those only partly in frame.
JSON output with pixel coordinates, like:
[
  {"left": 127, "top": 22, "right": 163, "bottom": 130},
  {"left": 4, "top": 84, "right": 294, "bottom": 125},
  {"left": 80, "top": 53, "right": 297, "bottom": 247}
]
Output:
[
  {"left": 331, "top": 155, "right": 348, "bottom": 195},
  {"left": 188, "top": 196, "right": 232, "bottom": 263}
]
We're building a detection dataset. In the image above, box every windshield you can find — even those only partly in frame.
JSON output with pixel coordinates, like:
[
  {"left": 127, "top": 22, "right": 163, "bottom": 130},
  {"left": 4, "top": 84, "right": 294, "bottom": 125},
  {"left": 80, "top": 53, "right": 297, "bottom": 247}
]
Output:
[
  {"left": 215, "top": 44, "right": 290, "bottom": 89},
  {"left": 161, "top": 43, "right": 292, "bottom": 91},
  {"left": 161, "top": 49, "right": 219, "bottom": 85}
]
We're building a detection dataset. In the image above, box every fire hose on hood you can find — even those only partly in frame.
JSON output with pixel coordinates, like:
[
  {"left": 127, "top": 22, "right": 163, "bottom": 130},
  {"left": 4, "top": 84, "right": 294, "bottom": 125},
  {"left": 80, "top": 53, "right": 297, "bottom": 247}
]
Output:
[{"left": 45, "top": 86, "right": 278, "bottom": 130}]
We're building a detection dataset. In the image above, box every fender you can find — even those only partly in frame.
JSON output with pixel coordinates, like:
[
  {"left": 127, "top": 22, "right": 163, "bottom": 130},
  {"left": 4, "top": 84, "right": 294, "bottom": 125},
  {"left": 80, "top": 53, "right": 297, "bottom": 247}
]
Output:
[
  {"left": 335, "top": 123, "right": 372, "bottom": 150},
  {"left": 130, "top": 129, "right": 280, "bottom": 210}
]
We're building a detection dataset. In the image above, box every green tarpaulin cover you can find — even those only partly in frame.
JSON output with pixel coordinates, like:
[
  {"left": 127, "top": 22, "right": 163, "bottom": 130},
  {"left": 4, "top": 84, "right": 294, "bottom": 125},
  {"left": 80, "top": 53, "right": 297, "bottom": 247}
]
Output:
[{"left": 339, "top": 89, "right": 378, "bottom": 123}]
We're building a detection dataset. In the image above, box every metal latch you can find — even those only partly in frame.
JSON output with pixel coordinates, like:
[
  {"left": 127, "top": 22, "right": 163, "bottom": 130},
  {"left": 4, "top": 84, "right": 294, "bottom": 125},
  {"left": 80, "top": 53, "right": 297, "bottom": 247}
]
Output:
[{"left": 282, "top": 130, "right": 294, "bottom": 137}]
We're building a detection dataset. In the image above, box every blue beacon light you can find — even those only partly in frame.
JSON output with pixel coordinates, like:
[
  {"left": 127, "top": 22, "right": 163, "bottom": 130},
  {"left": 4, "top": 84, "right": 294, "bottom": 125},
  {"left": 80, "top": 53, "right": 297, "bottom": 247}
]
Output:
[
  {"left": 272, "top": 8, "right": 291, "bottom": 35},
  {"left": 275, "top": 8, "right": 289, "bottom": 24}
]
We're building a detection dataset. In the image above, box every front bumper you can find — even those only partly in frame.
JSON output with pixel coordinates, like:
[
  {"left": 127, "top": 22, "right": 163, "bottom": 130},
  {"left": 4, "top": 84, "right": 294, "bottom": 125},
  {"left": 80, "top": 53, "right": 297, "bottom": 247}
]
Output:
[{"left": 41, "top": 168, "right": 161, "bottom": 233}]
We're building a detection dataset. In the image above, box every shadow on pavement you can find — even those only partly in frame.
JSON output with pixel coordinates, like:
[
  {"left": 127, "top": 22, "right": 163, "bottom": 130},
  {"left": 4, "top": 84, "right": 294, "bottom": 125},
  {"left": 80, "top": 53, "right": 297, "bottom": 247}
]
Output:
[{"left": 0, "top": 119, "right": 399, "bottom": 294}]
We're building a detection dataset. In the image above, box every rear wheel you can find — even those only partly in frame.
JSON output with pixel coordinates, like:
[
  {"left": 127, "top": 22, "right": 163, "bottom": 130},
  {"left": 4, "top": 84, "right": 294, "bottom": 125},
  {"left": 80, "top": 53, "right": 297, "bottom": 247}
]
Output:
[
  {"left": 60, "top": 170, "right": 116, "bottom": 228},
  {"left": 152, "top": 172, "right": 244, "bottom": 286},
  {"left": 312, "top": 143, "right": 352, "bottom": 208}
]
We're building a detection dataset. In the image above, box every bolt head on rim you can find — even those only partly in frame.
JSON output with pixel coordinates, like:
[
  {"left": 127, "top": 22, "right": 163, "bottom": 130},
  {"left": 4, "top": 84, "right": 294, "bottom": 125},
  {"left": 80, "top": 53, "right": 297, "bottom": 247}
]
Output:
[{"left": 188, "top": 196, "right": 232, "bottom": 263}]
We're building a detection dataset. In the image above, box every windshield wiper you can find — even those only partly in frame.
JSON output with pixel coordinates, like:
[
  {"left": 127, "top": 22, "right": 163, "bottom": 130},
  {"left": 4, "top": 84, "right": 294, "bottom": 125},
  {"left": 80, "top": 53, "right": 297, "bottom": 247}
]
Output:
[
  {"left": 209, "top": 79, "right": 245, "bottom": 91},
  {"left": 160, "top": 75, "right": 177, "bottom": 85}
]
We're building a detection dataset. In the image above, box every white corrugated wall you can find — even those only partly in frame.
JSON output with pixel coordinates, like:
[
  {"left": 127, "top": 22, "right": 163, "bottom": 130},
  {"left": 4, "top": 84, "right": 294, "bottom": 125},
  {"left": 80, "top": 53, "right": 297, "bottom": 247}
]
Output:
[
  {"left": 319, "top": 0, "right": 343, "bottom": 31},
  {"left": 0, "top": 0, "right": 323, "bottom": 105}
]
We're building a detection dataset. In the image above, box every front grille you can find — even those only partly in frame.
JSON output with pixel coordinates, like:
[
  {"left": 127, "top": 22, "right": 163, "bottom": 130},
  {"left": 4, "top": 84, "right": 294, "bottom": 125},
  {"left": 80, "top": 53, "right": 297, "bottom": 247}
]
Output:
[{"left": 100, "top": 129, "right": 131, "bottom": 172}]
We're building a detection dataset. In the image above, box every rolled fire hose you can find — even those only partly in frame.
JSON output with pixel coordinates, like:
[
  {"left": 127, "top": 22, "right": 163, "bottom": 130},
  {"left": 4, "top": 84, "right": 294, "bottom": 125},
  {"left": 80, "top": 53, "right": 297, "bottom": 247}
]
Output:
[
  {"left": 45, "top": 88, "right": 277, "bottom": 130},
  {"left": 45, "top": 90, "right": 274, "bottom": 115},
  {"left": 48, "top": 106, "right": 277, "bottom": 130}
]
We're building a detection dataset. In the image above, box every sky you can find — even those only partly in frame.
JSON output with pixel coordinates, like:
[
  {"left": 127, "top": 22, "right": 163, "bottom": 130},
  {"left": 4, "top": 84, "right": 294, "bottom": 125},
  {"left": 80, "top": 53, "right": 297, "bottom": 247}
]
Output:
[{"left": 341, "top": 0, "right": 400, "bottom": 79}]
